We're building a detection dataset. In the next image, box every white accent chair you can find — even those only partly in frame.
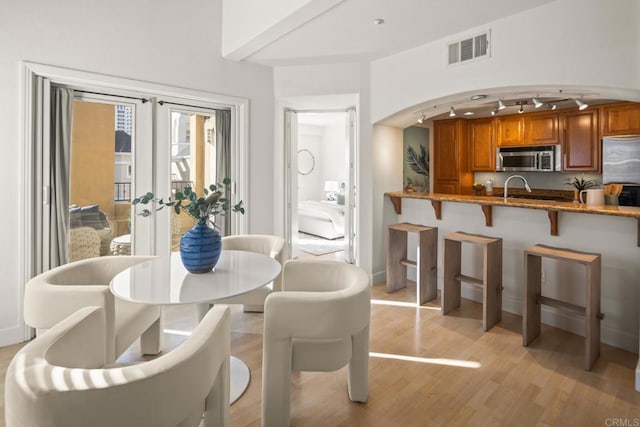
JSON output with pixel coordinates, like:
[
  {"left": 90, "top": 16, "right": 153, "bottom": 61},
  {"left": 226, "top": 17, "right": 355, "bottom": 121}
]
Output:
[
  {"left": 5, "top": 305, "right": 230, "bottom": 427},
  {"left": 213, "top": 234, "right": 286, "bottom": 312},
  {"left": 23, "top": 256, "right": 163, "bottom": 363},
  {"left": 262, "top": 259, "right": 371, "bottom": 427}
]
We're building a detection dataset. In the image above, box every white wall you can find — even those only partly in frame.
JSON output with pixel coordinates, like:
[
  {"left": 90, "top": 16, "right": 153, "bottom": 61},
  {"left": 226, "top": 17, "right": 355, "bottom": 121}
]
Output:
[
  {"left": 221, "top": 0, "right": 342, "bottom": 59},
  {"left": 297, "top": 125, "right": 324, "bottom": 201},
  {"left": 0, "top": 0, "right": 274, "bottom": 346},
  {"left": 319, "top": 118, "right": 348, "bottom": 188},
  {"left": 372, "top": 125, "right": 403, "bottom": 283},
  {"left": 371, "top": 0, "right": 640, "bottom": 123},
  {"left": 297, "top": 118, "right": 348, "bottom": 202}
]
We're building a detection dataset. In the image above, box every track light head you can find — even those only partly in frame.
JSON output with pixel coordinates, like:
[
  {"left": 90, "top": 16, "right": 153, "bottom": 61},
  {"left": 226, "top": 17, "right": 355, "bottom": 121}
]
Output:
[
  {"left": 575, "top": 98, "right": 588, "bottom": 110},
  {"left": 417, "top": 114, "right": 426, "bottom": 124},
  {"left": 491, "top": 109, "right": 497, "bottom": 116},
  {"left": 532, "top": 97, "right": 543, "bottom": 108},
  {"left": 498, "top": 99, "right": 506, "bottom": 110},
  {"left": 518, "top": 103, "right": 524, "bottom": 114},
  {"left": 449, "top": 106, "right": 456, "bottom": 117}
]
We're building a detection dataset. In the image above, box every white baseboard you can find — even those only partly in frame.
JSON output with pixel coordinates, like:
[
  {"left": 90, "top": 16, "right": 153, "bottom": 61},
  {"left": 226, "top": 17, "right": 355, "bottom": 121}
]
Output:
[
  {"left": 0, "top": 325, "right": 26, "bottom": 347},
  {"left": 372, "top": 270, "right": 387, "bottom": 285}
]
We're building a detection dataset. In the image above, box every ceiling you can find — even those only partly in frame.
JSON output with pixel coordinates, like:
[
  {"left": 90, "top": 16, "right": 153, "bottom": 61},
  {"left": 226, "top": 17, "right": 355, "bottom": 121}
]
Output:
[
  {"left": 245, "top": 0, "right": 556, "bottom": 66},
  {"left": 237, "top": 0, "right": 630, "bottom": 128}
]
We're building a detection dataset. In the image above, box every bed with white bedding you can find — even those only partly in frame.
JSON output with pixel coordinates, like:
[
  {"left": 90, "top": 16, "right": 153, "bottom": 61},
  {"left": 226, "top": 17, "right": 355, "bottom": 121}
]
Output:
[{"left": 298, "top": 200, "right": 345, "bottom": 239}]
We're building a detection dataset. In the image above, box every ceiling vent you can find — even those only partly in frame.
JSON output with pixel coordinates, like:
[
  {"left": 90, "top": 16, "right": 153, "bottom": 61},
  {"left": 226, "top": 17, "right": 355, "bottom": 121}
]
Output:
[{"left": 448, "top": 31, "right": 490, "bottom": 65}]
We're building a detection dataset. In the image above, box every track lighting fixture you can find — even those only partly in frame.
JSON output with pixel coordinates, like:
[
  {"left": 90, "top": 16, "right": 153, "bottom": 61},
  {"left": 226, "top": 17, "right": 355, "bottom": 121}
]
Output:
[
  {"left": 574, "top": 98, "right": 588, "bottom": 110},
  {"left": 417, "top": 114, "right": 426, "bottom": 124},
  {"left": 532, "top": 97, "right": 543, "bottom": 108},
  {"left": 518, "top": 103, "right": 524, "bottom": 114},
  {"left": 449, "top": 106, "right": 456, "bottom": 117},
  {"left": 498, "top": 99, "right": 506, "bottom": 110},
  {"left": 551, "top": 104, "right": 557, "bottom": 110},
  {"left": 491, "top": 109, "right": 498, "bottom": 116}
]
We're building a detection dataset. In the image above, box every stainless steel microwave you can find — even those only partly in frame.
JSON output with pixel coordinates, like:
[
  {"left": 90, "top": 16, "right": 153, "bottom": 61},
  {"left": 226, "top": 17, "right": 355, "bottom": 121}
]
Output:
[{"left": 496, "top": 145, "right": 561, "bottom": 172}]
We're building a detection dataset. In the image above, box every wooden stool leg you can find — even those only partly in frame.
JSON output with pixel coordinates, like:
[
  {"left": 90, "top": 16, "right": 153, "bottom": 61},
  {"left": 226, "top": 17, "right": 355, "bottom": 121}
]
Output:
[
  {"left": 442, "top": 239, "right": 461, "bottom": 314},
  {"left": 483, "top": 239, "right": 502, "bottom": 332},
  {"left": 418, "top": 228, "right": 438, "bottom": 304},
  {"left": 523, "top": 253, "right": 542, "bottom": 346},
  {"left": 585, "top": 258, "right": 601, "bottom": 371},
  {"left": 387, "top": 228, "right": 407, "bottom": 293}
]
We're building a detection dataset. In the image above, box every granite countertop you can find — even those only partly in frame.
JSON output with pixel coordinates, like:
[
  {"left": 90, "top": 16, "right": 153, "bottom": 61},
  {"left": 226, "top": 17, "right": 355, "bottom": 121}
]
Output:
[{"left": 384, "top": 191, "right": 640, "bottom": 219}]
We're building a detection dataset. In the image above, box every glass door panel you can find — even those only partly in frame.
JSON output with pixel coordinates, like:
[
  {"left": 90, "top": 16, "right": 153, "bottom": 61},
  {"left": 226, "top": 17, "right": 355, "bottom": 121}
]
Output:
[
  {"left": 69, "top": 100, "right": 136, "bottom": 260},
  {"left": 166, "top": 109, "right": 217, "bottom": 252}
]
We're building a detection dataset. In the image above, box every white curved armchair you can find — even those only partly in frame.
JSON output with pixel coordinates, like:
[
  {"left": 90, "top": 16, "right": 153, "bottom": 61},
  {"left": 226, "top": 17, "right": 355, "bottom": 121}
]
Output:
[
  {"left": 5, "top": 305, "right": 230, "bottom": 427},
  {"left": 213, "top": 234, "right": 286, "bottom": 312},
  {"left": 262, "top": 259, "right": 371, "bottom": 427},
  {"left": 23, "top": 256, "right": 163, "bottom": 363}
]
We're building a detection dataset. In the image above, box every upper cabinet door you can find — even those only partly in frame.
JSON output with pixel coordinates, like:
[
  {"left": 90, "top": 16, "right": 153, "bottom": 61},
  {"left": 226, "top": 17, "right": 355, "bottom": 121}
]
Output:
[
  {"left": 433, "top": 119, "right": 459, "bottom": 181},
  {"left": 525, "top": 112, "right": 559, "bottom": 145},
  {"left": 562, "top": 109, "right": 600, "bottom": 172},
  {"left": 469, "top": 118, "right": 495, "bottom": 171},
  {"left": 601, "top": 102, "right": 640, "bottom": 136},
  {"left": 497, "top": 116, "right": 524, "bottom": 146}
]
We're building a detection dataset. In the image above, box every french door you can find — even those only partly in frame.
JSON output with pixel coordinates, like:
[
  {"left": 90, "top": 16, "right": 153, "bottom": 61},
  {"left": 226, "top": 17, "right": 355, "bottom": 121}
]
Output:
[{"left": 284, "top": 108, "right": 357, "bottom": 263}]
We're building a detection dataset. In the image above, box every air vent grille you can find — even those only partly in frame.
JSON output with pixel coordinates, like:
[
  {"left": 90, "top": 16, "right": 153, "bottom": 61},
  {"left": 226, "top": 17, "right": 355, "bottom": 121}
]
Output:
[{"left": 448, "top": 30, "right": 490, "bottom": 65}]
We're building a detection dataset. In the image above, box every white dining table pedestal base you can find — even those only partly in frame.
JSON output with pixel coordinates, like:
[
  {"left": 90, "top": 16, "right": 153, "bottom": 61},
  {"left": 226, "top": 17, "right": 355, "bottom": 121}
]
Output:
[
  {"left": 230, "top": 356, "right": 250, "bottom": 404},
  {"left": 199, "top": 303, "right": 251, "bottom": 405}
]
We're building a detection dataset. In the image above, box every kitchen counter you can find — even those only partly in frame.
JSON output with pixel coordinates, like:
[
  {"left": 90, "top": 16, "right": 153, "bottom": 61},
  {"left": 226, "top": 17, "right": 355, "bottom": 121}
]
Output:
[{"left": 385, "top": 191, "right": 640, "bottom": 244}]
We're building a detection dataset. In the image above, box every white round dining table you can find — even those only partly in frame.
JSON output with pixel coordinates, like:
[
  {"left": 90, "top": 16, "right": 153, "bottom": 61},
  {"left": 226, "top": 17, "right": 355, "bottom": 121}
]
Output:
[{"left": 110, "top": 250, "right": 281, "bottom": 404}]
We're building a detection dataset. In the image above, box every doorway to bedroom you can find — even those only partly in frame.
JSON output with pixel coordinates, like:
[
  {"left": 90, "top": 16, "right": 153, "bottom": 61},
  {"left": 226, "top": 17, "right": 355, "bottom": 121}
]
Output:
[{"left": 285, "top": 109, "right": 356, "bottom": 262}]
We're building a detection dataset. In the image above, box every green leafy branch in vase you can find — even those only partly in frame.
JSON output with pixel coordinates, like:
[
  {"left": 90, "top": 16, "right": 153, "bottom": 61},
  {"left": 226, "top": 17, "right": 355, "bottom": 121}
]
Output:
[{"left": 132, "top": 177, "right": 245, "bottom": 228}]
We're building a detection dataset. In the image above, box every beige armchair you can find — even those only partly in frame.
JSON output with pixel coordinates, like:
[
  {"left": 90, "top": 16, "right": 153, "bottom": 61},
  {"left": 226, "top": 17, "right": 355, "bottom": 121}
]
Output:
[
  {"left": 213, "top": 234, "right": 286, "bottom": 312},
  {"left": 23, "top": 256, "right": 163, "bottom": 363},
  {"left": 262, "top": 259, "right": 371, "bottom": 426},
  {"left": 5, "top": 305, "right": 230, "bottom": 427}
]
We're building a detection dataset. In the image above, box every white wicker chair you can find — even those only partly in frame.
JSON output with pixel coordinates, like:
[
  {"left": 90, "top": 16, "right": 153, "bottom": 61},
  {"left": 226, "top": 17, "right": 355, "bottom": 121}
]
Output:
[
  {"left": 69, "top": 226, "right": 101, "bottom": 262},
  {"left": 5, "top": 305, "right": 230, "bottom": 427}
]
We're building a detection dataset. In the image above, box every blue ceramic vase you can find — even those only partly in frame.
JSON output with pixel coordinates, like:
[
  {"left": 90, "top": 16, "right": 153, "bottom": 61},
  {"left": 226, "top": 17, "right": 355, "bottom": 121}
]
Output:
[{"left": 179, "top": 223, "right": 222, "bottom": 274}]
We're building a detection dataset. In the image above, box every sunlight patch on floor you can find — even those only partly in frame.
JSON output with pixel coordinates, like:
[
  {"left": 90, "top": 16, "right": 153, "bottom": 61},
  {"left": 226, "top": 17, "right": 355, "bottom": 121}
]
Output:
[
  {"left": 371, "top": 299, "right": 440, "bottom": 310},
  {"left": 369, "top": 352, "right": 481, "bottom": 368}
]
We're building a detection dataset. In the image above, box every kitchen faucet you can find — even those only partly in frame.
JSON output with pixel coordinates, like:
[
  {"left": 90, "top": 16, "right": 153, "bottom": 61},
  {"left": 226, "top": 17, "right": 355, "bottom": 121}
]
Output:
[{"left": 503, "top": 175, "right": 532, "bottom": 201}]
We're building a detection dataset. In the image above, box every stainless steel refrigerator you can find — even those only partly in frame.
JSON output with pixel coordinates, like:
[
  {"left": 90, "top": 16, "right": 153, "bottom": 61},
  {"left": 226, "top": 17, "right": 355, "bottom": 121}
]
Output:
[{"left": 602, "top": 135, "right": 640, "bottom": 184}]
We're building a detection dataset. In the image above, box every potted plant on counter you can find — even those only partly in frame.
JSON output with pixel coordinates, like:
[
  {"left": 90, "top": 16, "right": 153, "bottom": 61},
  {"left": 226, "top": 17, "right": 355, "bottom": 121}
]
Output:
[
  {"left": 133, "top": 178, "right": 245, "bottom": 273},
  {"left": 566, "top": 175, "right": 597, "bottom": 203}
]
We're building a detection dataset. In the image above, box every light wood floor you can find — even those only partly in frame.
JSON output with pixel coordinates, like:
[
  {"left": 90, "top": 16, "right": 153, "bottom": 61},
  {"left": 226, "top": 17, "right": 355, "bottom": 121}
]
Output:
[{"left": 2, "top": 282, "right": 639, "bottom": 426}]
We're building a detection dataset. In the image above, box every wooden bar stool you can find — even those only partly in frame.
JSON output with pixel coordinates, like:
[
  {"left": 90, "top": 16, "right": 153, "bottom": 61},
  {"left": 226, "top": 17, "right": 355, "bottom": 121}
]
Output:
[
  {"left": 442, "top": 231, "right": 503, "bottom": 332},
  {"left": 523, "top": 244, "right": 603, "bottom": 371},
  {"left": 386, "top": 222, "right": 437, "bottom": 305}
]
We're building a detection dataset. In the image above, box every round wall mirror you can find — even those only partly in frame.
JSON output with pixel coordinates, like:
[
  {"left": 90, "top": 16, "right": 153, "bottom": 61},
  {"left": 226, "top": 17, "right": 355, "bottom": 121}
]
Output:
[{"left": 297, "top": 149, "right": 315, "bottom": 175}]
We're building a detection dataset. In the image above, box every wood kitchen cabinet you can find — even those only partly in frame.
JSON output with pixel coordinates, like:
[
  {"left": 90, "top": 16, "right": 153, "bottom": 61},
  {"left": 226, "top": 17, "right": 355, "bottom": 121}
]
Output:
[
  {"left": 600, "top": 102, "right": 640, "bottom": 136},
  {"left": 433, "top": 119, "right": 473, "bottom": 194},
  {"left": 469, "top": 118, "right": 495, "bottom": 171},
  {"left": 562, "top": 109, "right": 600, "bottom": 172},
  {"left": 525, "top": 112, "right": 559, "bottom": 145},
  {"left": 497, "top": 115, "right": 525, "bottom": 146}
]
